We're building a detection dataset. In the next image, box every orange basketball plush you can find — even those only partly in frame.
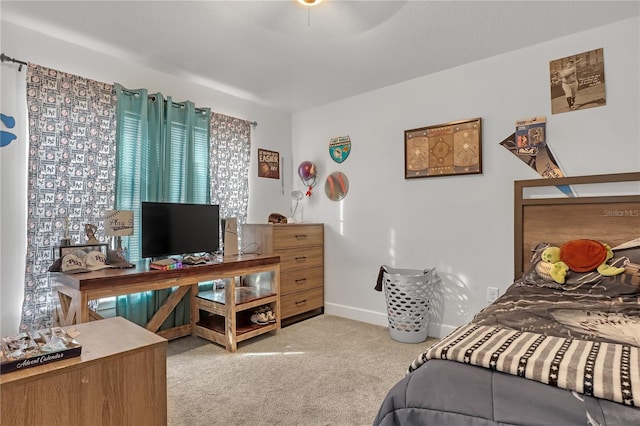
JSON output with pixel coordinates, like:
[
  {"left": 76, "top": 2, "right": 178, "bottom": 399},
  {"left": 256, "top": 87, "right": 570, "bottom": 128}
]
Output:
[{"left": 560, "top": 239, "right": 608, "bottom": 272}]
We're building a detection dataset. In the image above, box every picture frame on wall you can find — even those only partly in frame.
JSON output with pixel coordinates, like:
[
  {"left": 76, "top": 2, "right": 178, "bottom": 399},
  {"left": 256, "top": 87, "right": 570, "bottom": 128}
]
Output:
[
  {"left": 404, "top": 117, "right": 482, "bottom": 179},
  {"left": 549, "top": 48, "right": 606, "bottom": 114},
  {"left": 257, "top": 149, "right": 280, "bottom": 179}
]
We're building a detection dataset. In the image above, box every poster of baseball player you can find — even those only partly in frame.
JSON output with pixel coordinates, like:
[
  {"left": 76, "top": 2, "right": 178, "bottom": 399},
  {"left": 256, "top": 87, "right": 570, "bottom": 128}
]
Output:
[{"left": 549, "top": 48, "right": 606, "bottom": 114}]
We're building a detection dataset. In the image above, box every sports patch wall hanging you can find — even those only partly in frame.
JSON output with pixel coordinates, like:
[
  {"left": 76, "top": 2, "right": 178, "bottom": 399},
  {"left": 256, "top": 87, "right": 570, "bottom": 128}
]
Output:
[{"left": 329, "top": 135, "right": 351, "bottom": 163}]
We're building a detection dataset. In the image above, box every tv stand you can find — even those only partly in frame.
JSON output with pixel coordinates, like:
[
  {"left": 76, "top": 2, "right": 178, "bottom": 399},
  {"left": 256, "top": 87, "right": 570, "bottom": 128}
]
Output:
[{"left": 51, "top": 254, "right": 280, "bottom": 352}]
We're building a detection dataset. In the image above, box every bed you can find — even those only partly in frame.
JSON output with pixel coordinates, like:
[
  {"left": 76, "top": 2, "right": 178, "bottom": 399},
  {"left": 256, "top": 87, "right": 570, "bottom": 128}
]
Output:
[{"left": 374, "top": 172, "right": 640, "bottom": 426}]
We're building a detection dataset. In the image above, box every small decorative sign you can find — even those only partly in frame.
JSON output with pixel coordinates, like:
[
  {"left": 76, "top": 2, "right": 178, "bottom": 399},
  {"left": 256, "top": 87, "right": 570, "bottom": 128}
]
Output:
[
  {"left": 258, "top": 149, "right": 280, "bottom": 179},
  {"left": 329, "top": 136, "right": 351, "bottom": 163}
]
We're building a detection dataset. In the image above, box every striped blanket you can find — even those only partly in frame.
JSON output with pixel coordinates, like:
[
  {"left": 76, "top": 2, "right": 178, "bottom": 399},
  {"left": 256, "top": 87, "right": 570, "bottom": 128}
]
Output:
[{"left": 411, "top": 323, "right": 640, "bottom": 406}]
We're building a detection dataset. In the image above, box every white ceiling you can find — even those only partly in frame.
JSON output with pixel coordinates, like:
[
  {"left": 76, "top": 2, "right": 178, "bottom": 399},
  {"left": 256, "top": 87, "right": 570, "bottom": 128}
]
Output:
[{"left": 2, "top": 1, "right": 638, "bottom": 112}]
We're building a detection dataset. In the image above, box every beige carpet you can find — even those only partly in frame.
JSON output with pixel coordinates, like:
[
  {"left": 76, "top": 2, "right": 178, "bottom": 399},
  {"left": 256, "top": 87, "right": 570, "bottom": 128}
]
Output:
[{"left": 166, "top": 314, "right": 438, "bottom": 426}]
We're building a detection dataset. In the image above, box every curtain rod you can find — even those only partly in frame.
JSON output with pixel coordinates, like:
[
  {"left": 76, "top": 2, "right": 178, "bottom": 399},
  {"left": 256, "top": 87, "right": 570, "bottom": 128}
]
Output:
[
  {"left": 0, "top": 64, "right": 257, "bottom": 125},
  {"left": 1, "top": 53, "right": 27, "bottom": 71},
  {"left": 119, "top": 87, "right": 258, "bottom": 127}
]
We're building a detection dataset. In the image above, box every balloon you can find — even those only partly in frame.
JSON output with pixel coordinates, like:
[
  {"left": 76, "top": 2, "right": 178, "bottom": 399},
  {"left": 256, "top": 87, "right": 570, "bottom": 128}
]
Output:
[{"left": 297, "top": 161, "right": 317, "bottom": 181}]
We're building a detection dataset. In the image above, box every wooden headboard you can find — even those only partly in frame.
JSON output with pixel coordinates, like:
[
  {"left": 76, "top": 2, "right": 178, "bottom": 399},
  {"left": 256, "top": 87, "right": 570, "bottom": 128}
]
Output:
[{"left": 514, "top": 172, "right": 640, "bottom": 279}]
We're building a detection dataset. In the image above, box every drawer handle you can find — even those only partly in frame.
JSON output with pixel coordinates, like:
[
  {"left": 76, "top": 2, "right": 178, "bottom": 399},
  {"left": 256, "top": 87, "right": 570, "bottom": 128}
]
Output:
[
  {"left": 295, "top": 234, "right": 308, "bottom": 240},
  {"left": 295, "top": 278, "right": 307, "bottom": 284},
  {"left": 294, "top": 256, "right": 307, "bottom": 262},
  {"left": 295, "top": 299, "right": 307, "bottom": 305}
]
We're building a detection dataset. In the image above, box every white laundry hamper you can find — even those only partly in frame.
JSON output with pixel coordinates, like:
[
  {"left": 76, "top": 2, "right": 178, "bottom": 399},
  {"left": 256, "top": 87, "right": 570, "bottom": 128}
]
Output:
[{"left": 381, "top": 265, "right": 437, "bottom": 343}]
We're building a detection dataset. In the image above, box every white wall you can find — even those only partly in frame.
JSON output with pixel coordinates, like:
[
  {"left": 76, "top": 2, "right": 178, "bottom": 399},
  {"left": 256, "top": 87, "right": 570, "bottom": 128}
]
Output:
[
  {"left": 0, "top": 63, "right": 27, "bottom": 337},
  {"left": 2, "top": 17, "right": 639, "bottom": 339},
  {"left": 292, "top": 18, "right": 640, "bottom": 337},
  {"left": 0, "top": 22, "right": 293, "bottom": 334}
]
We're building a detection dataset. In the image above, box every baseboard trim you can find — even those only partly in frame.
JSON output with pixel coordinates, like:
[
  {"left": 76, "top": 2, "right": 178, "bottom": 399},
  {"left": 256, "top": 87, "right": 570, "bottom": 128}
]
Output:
[
  {"left": 324, "top": 302, "right": 457, "bottom": 339},
  {"left": 324, "top": 302, "right": 388, "bottom": 327}
]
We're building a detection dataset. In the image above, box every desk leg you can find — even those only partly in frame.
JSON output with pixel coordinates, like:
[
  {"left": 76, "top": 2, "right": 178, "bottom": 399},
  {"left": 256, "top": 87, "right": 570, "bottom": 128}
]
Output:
[
  {"left": 190, "top": 283, "right": 199, "bottom": 335},
  {"left": 78, "top": 292, "right": 91, "bottom": 323},
  {"left": 225, "top": 276, "right": 238, "bottom": 352},
  {"left": 145, "top": 285, "right": 190, "bottom": 333},
  {"left": 55, "top": 285, "right": 80, "bottom": 326}
]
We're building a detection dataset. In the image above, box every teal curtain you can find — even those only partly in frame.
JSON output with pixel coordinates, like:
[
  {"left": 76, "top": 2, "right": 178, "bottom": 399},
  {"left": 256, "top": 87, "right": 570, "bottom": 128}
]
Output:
[{"left": 114, "top": 84, "right": 211, "bottom": 329}]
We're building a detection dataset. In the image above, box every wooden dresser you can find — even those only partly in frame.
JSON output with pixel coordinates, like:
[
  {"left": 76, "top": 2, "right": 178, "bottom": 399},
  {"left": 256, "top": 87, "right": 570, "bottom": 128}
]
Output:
[{"left": 243, "top": 223, "right": 324, "bottom": 324}]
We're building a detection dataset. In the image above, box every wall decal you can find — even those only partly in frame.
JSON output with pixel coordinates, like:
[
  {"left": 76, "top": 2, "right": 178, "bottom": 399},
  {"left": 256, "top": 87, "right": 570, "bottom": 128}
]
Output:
[{"left": 0, "top": 113, "right": 17, "bottom": 147}]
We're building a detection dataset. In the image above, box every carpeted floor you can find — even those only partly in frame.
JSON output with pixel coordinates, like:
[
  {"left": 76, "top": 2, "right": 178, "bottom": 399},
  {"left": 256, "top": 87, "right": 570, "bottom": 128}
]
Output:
[{"left": 166, "top": 314, "right": 438, "bottom": 426}]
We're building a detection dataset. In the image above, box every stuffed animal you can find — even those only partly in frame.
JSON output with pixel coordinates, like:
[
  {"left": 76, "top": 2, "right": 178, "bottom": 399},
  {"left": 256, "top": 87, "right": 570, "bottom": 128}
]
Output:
[{"left": 535, "top": 239, "right": 625, "bottom": 284}]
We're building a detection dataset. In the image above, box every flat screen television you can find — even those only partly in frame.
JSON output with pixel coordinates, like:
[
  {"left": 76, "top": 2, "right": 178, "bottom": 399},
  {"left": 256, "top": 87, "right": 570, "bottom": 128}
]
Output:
[{"left": 141, "top": 201, "right": 220, "bottom": 259}]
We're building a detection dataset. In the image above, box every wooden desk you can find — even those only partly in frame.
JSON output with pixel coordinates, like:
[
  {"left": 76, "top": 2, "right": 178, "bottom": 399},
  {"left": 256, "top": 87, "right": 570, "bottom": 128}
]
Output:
[
  {"left": 0, "top": 317, "right": 167, "bottom": 426},
  {"left": 51, "top": 254, "right": 281, "bottom": 350}
]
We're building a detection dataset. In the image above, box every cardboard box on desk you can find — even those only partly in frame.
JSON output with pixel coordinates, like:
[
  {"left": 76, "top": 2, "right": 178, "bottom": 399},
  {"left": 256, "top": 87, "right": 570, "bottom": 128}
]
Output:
[{"left": 222, "top": 217, "right": 238, "bottom": 256}]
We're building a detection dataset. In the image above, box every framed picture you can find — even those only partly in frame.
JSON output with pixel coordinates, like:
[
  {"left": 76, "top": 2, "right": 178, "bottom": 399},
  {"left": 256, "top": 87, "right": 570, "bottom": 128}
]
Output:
[
  {"left": 55, "top": 243, "right": 108, "bottom": 259},
  {"left": 257, "top": 149, "right": 280, "bottom": 179},
  {"left": 549, "top": 48, "right": 606, "bottom": 114},
  {"left": 404, "top": 117, "right": 482, "bottom": 179}
]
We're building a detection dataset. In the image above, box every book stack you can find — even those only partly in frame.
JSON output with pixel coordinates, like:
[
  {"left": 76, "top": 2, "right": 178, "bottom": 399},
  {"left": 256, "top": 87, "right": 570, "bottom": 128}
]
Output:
[{"left": 149, "top": 258, "right": 182, "bottom": 270}]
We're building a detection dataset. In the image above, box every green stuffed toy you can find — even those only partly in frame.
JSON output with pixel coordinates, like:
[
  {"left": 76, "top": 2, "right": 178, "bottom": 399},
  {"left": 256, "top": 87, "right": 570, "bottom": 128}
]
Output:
[{"left": 536, "top": 239, "right": 625, "bottom": 284}]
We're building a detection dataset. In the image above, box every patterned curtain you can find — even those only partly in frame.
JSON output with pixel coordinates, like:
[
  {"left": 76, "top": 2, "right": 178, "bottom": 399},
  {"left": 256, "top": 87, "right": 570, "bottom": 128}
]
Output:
[
  {"left": 22, "top": 64, "right": 116, "bottom": 331},
  {"left": 21, "top": 66, "right": 250, "bottom": 332},
  {"left": 113, "top": 85, "right": 212, "bottom": 329},
  {"left": 210, "top": 112, "right": 251, "bottom": 228}
]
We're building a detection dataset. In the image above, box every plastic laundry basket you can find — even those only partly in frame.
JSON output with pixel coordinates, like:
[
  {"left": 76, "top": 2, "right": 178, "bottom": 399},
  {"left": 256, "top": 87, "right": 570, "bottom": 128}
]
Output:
[{"left": 382, "top": 265, "right": 437, "bottom": 343}]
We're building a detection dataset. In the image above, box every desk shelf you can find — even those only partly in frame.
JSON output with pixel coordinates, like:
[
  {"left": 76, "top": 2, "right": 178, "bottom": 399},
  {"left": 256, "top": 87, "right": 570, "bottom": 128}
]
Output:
[
  {"left": 192, "top": 268, "right": 280, "bottom": 352},
  {"left": 196, "top": 287, "right": 277, "bottom": 307},
  {"left": 196, "top": 313, "right": 278, "bottom": 338}
]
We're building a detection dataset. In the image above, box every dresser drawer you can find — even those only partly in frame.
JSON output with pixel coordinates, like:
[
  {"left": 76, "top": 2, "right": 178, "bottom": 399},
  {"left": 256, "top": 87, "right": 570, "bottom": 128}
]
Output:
[
  {"left": 275, "top": 246, "right": 323, "bottom": 271},
  {"left": 280, "top": 287, "right": 324, "bottom": 319},
  {"left": 281, "top": 266, "right": 323, "bottom": 294},
  {"left": 273, "top": 225, "right": 323, "bottom": 250}
]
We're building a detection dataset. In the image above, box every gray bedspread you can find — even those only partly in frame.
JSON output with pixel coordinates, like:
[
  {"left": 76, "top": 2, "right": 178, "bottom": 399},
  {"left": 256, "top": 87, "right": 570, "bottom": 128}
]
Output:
[
  {"left": 374, "top": 243, "right": 640, "bottom": 425},
  {"left": 375, "top": 359, "right": 639, "bottom": 426}
]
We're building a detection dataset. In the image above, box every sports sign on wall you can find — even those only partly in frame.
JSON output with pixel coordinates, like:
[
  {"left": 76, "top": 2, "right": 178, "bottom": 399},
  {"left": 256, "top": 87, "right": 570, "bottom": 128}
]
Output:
[{"left": 329, "top": 135, "right": 351, "bottom": 163}]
